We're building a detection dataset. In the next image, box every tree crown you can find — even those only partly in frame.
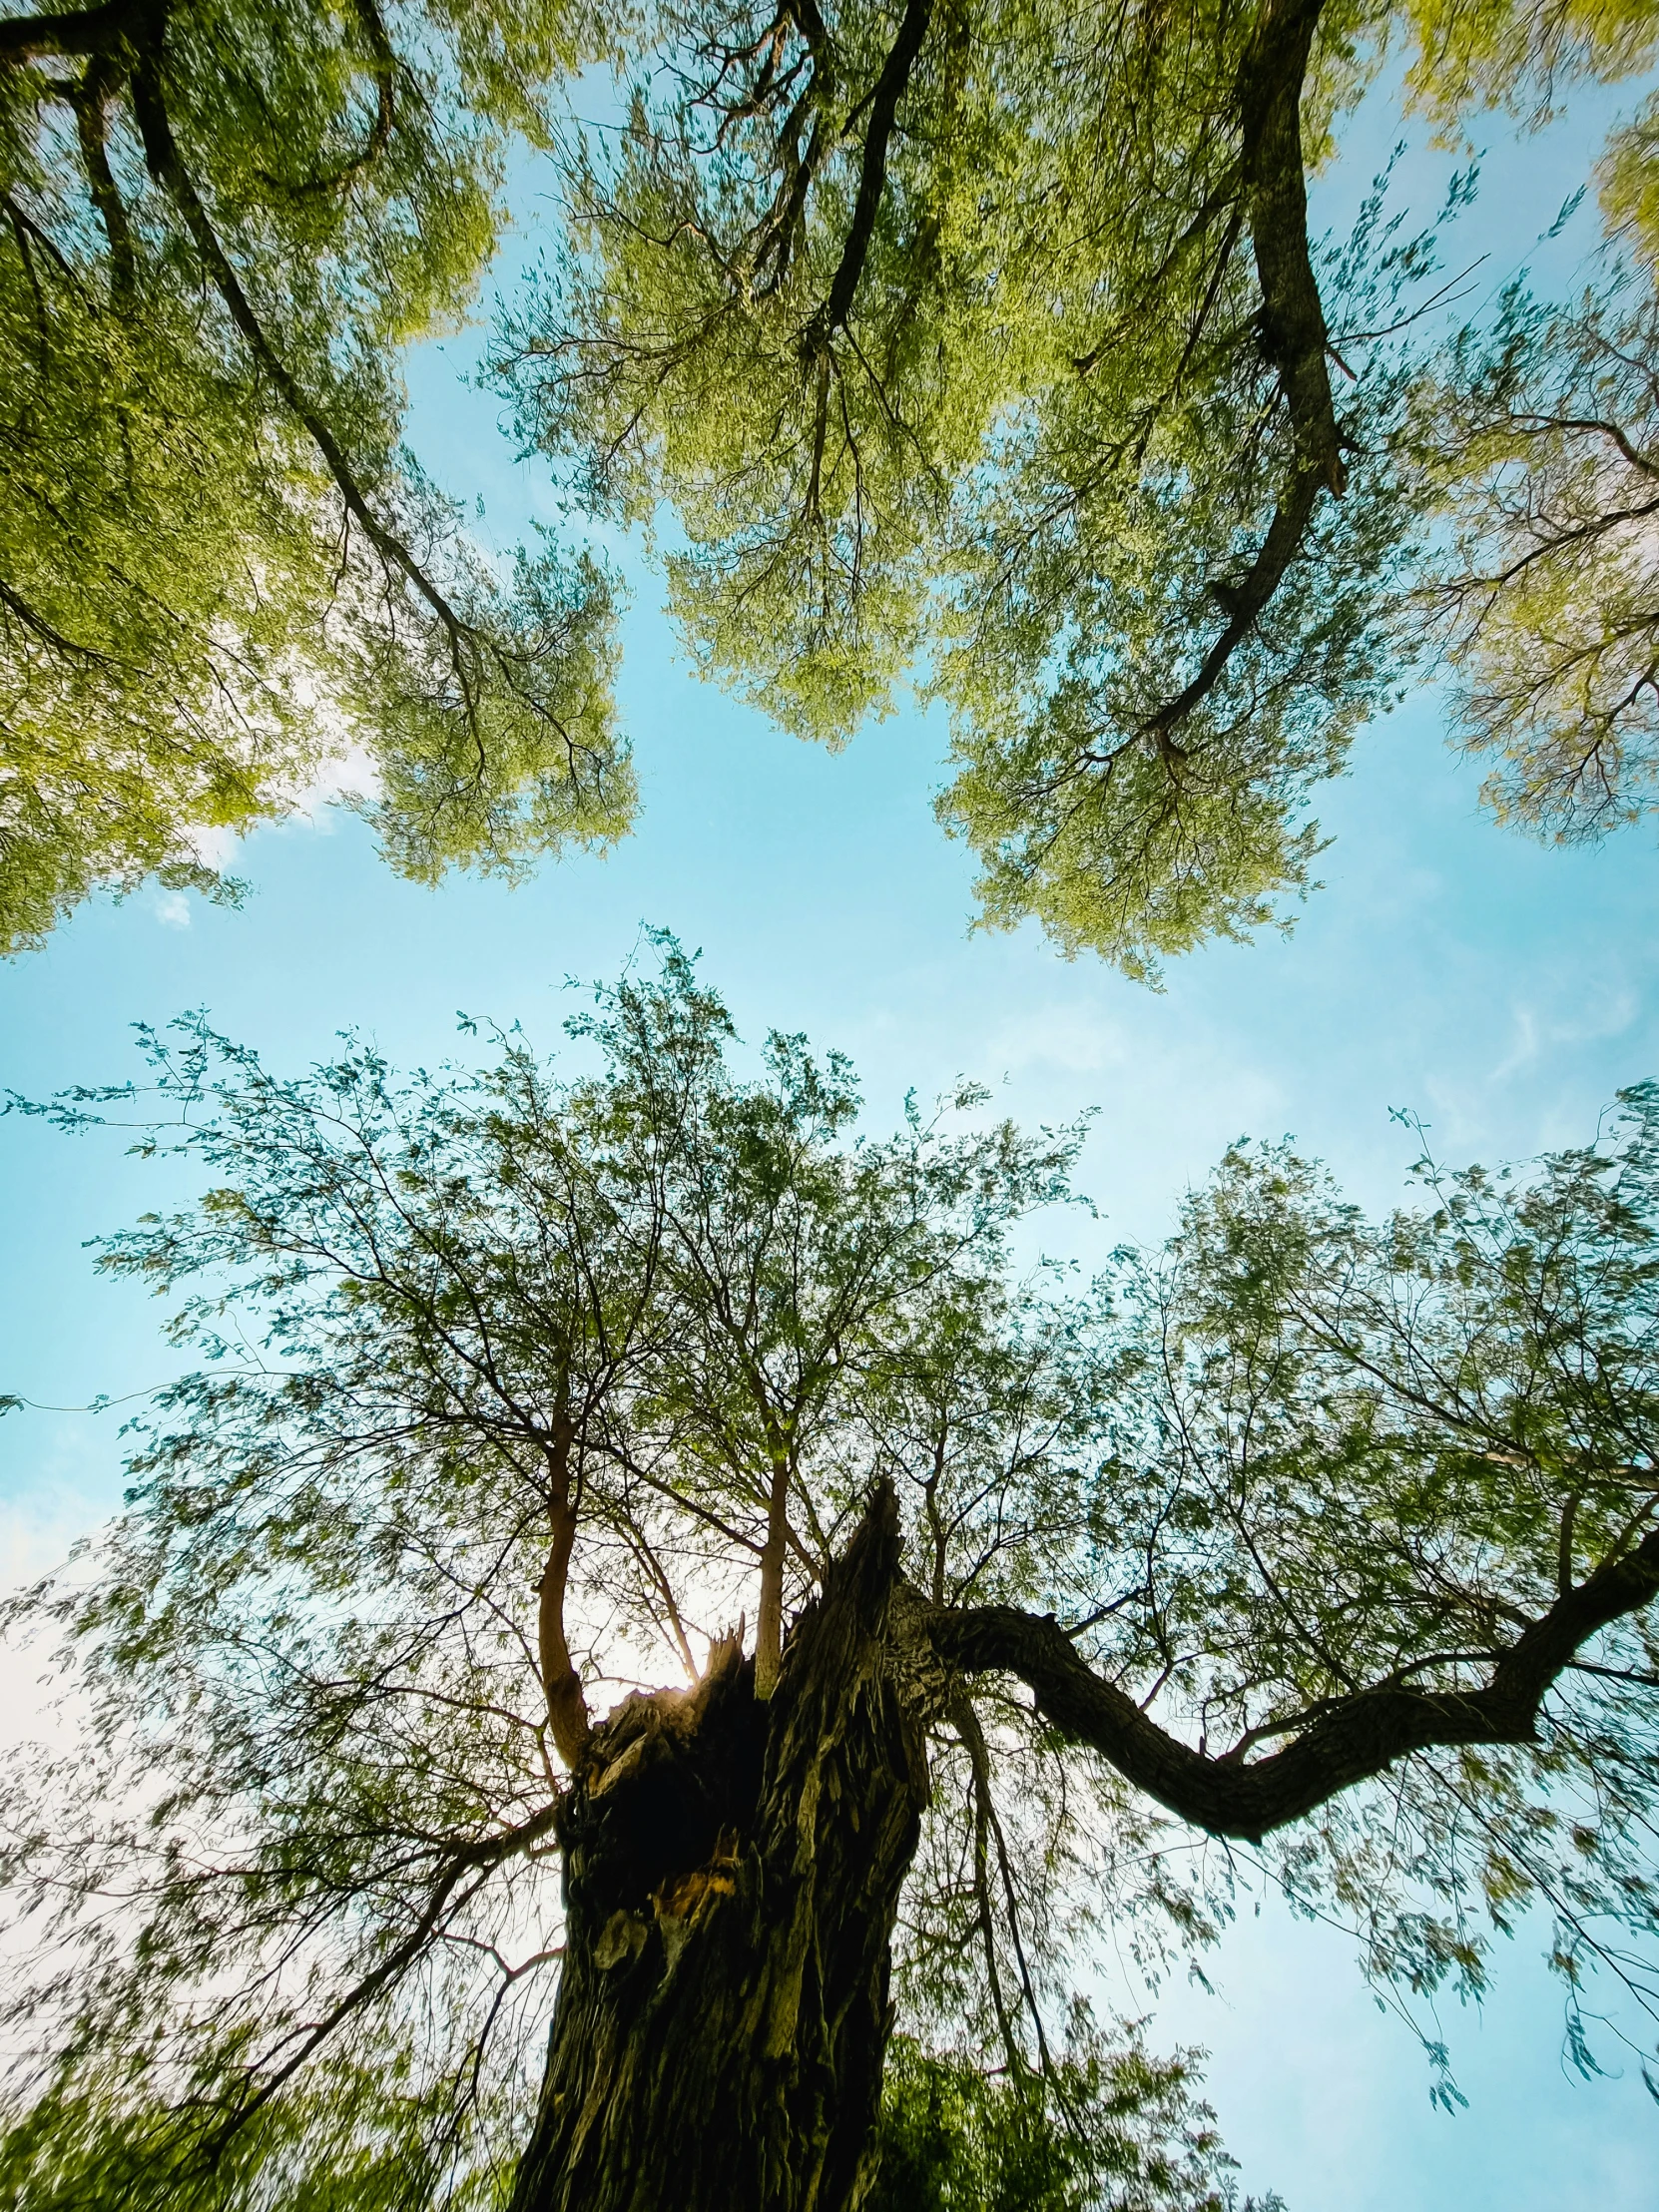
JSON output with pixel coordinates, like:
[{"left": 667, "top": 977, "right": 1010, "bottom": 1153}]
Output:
[
  {"left": 4, "top": 946, "right": 1658, "bottom": 2194},
  {"left": 0, "top": 0, "right": 631, "bottom": 950},
  {"left": 498, "top": 0, "right": 1659, "bottom": 974}
]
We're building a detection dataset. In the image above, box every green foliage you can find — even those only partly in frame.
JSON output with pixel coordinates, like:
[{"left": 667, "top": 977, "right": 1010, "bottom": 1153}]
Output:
[
  {"left": 504, "top": 0, "right": 1414, "bottom": 977},
  {"left": 1417, "top": 269, "right": 1659, "bottom": 843},
  {"left": 1392, "top": 0, "right": 1659, "bottom": 837},
  {"left": 0, "top": 2019, "right": 1252, "bottom": 2212},
  {"left": 0, "top": 939, "right": 1093, "bottom": 2198},
  {"left": 11, "top": 0, "right": 1659, "bottom": 965},
  {"left": 1396, "top": 0, "right": 1659, "bottom": 124},
  {"left": 5, "top": 948, "right": 1659, "bottom": 2185},
  {"left": 0, "top": 2057, "right": 471, "bottom": 2212},
  {"left": 871, "top": 2020, "right": 1270, "bottom": 2212},
  {"left": 918, "top": 20, "right": 1421, "bottom": 979},
  {"left": 503, "top": 0, "right": 1017, "bottom": 746},
  {"left": 498, "top": 0, "right": 1659, "bottom": 973},
  {"left": 1084, "top": 1091, "right": 1659, "bottom": 2063},
  {"left": 0, "top": 0, "right": 632, "bottom": 951}
]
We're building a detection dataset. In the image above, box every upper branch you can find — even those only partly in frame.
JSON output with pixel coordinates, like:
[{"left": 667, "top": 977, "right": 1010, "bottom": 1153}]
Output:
[
  {"left": 72, "top": 52, "right": 136, "bottom": 297},
  {"left": 537, "top": 1411, "right": 592, "bottom": 1767},
  {"left": 929, "top": 1529, "right": 1659, "bottom": 1842},
  {"left": 802, "top": 0, "right": 932, "bottom": 352},
  {"left": 1139, "top": 0, "right": 1343, "bottom": 749},
  {"left": 126, "top": 52, "right": 492, "bottom": 720},
  {"left": 0, "top": 0, "right": 142, "bottom": 64},
  {"left": 259, "top": 0, "right": 395, "bottom": 198}
]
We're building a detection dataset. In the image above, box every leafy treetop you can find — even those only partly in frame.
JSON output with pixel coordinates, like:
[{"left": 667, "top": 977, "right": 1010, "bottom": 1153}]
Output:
[
  {"left": 3, "top": 943, "right": 1659, "bottom": 2198},
  {"left": 0, "top": 0, "right": 632, "bottom": 952},
  {"left": 500, "top": 0, "right": 1659, "bottom": 976}
]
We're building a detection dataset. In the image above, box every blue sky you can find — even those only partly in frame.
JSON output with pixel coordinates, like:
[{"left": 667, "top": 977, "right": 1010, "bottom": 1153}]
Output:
[{"left": 4, "top": 49, "right": 1659, "bottom": 2212}]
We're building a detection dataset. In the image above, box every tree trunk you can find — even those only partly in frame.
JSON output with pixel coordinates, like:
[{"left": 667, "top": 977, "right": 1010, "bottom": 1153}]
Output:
[{"left": 509, "top": 1486, "right": 930, "bottom": 2212}]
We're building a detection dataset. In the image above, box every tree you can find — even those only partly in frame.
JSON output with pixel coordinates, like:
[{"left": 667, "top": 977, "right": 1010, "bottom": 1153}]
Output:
[
  {"left": 0, "top": 0, "right": 632, "bottom": 953},
  {"left": 3, "top": 942, "right": 1659, "bottom": 2207},
  {"left": 499, "top": 0, "right": 1659, "bottom": 976},
  {"left": 12, "top": 0, "right": 1655, "bottom": 971}
]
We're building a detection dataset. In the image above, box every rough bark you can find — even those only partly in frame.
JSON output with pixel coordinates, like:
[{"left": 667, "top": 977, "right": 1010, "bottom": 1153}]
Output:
[
  {"left": 510, "top": 1483, "right": 930, "bottom": 2212},
  {"left": 508, "top": 1475, "right": 1659, "bottom": 2206}
]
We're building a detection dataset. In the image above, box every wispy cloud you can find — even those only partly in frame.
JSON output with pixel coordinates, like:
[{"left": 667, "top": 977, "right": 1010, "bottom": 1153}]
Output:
[{"left": 1491, "top": 983, "right": 1638, "bottom": 1084}]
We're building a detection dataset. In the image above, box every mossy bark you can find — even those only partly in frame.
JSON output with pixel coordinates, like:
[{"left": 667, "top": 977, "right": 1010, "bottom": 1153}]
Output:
[{"left": 509, "top": 1488, "right": 930, "bottom": 2212}]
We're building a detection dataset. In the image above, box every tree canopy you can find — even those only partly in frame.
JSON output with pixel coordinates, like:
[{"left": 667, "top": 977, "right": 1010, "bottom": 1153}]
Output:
[
  {"left": 9, "top": 0, "right": 1659, "bottom": 970},
  {"left": 0, "top": 0, "right": 631, "bottom": 953},
  {"left": 499, "top": 0, "right": 1659, "bottom": 975},
  {"left": 4, "top": 944, "right": 1658, "bottom": 2203}
]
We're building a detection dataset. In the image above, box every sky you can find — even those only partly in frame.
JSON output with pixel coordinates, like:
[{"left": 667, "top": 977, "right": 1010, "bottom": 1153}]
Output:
[{"left": 4, "top": 43, "right": 1659, "bottom": 2212}]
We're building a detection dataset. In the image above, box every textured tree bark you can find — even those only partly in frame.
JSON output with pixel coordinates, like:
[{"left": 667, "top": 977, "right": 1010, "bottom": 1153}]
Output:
[{"left": 509, "top": 1485, "right": 930, "bottom": 2212}]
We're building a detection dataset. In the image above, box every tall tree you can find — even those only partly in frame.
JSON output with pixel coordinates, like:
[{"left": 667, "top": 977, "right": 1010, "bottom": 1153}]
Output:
[
  {"left": 500, "top": 0, "right": 1659, "bottom": 976},
  {"left": 3, "top": 944, "right": 1658, "bottom": 2208},
  {"left": 0, "top": 0, "right": 631, "bottom": 952}
]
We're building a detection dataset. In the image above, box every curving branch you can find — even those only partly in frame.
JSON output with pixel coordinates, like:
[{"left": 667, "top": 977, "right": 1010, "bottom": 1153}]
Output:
[
  {"left": 258, "top": 0, "right": 396, "bottom": 200},
  {"left": 1138, "top": 0, "right": 1344, "bottom": 752},
  {"left": 538, "top": 1411, "right": 592, "bottom": 1767},
  {"left": 801, "top": 0, "right": 932, "bottom": 354},
  {"left": 0, "top": 0, "right": 144, "bottom": 64},
  {"left": 126, "top": 50, "right": 495, "bottom": 734},
  {"left": 929, "top": 1528, "right": 1659, "bottom": 1843}
]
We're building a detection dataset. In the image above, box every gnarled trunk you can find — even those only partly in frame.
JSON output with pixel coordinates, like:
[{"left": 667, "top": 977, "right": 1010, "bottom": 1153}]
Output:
[{"left": 510, "top": 1488, "right": 930, "bottom": 2212}]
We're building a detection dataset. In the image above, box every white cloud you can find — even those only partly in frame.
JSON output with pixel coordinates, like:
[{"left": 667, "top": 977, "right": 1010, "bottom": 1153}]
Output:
[
  {"left": 1492, "top": 983, "right": 1638, "bottom": 1085},
  {"left": 288, "top": 740, "right": 381, "bottom": 823},
  {"left": 988, "top": 1002, "right": 1134, "bottom": 1079}
]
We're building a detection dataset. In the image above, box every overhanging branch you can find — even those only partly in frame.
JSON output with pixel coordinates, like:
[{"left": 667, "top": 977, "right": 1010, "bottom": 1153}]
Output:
[
  {"left": 127, "top": 51, "right": 492, "bottom": 731},
  {"left": 1137, "top": 0, "right": 1344, "bottom": 751},
  {"left": 802, "top": 0, "right": 932, "bottom": 352},
  {"left": 0, "top": 0, "right": 143, "bottom": 64},
  {"left": 218, "top": 1798, "right": 562, "bottom": 2142},
  {"left": 538, "top": 1411, "right": 592, "bottom": 1767},
  {"left": 928, "top": 1529, "right": 1659, "bottom": 1842}
]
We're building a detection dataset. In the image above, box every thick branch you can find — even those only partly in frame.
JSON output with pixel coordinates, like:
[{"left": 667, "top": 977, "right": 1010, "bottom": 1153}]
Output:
[
  {"left": 929, "top": 1530, "right": 1659, "bottom": 1843},
  {"left": 754, "top": 1452, "right": 792, "bottom": 1699},
  {"left": 72, "top": 54, "right": 136, "bottom": 299},
  {"left": 127, "top": 54, "right": 484, "bottom": 699},
  {"left": 1139, "top": 0, "right": 1342, "bottom": 748},
  {"left": 537, "top": 1414, "right": 591, "bottom": 1768},
  {"left": 802, "top": 0, "right": 931, "bottom": 351},
  {"left": 786, "top": 0, "right": 830, "bottom": 50},
  {"left": 1241, "top": 0, "right": 1343, "bottom": 492},
  {"left": 0, "top": 0, "right": 141, "bottom": 63}
]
